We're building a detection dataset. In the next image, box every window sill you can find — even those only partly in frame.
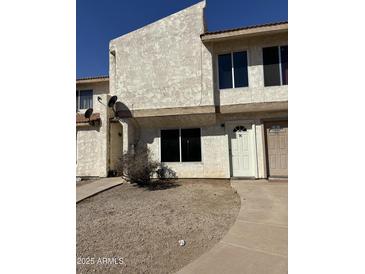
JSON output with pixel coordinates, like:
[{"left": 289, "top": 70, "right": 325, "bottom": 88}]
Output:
[
  {"left": 263, "top": 84, "right": 288, "bottom": 88},
  {"left": 76, "top": 108, "right": 91, "bottom": 113},
  {"left": 161, "top": 161, "right": 203, "bottom": 164},
  {"left": 219, "top": 87, "right": 250, "bottom": 92}
]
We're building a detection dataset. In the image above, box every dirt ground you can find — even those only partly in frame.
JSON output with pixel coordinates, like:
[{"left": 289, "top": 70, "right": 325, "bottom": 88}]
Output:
[{"left": 76, "top": 179, "right": 240, "bottom": 274}]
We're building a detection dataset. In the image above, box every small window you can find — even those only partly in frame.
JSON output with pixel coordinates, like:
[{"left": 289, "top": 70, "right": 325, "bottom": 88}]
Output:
[
  {"left": 218, "top": 51, "right": 248, "bottom": 89},
  {"left": 161, "top": 128, "right": 202, "bottom": 162},
  {"left": 263, "top": 46, "right": 288, "bottom": 86},
  {"left": 76, "top": 90, "right": 93, "bottom": 110},
  {"left": 79, "top": 90, "right": 93, "bottom": 109},
  {"left": 161, "top": 129, "right": 180, "bottom": 162},
  {"left": 233, "top": 126, "right": 247, "bottom": 132},
  {"left": 181, "top": 128, "right": 201, "bottom": 162}
]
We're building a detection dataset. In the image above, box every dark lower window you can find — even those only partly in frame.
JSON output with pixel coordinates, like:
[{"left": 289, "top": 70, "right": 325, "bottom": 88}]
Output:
[
  {"left": 263, "top": 46, "right": 288, "bottom": 86},
  {"left": 160, "top": 128, "right": 202, "bottom": 162},
  {"left": 161, "top": 129, "right": 180, "bottom": 162},
  {"left": 181, "top": 128, "right": 201, "bottom": 162}
]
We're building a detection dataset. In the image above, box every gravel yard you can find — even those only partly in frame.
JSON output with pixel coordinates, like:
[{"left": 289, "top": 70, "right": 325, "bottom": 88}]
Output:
[{"left": 76, "top": 179, "right": 240, "bottom": 274}]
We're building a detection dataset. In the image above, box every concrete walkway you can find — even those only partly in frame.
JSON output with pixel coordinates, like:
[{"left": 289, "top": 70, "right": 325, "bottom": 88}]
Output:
[
  {"left": 76, "top": 177, "right": 124, "bottom": 203},
  {"left": 177, "top": 179, "right": 288, "bottom": 274}
]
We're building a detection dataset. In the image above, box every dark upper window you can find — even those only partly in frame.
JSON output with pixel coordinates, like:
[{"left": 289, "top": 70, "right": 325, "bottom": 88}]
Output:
[
  {"left": 218, "top": 54, "right": 233, "bottom": 89},
  {"left": 263, "top": 46, "right": 288, "bottom": 87},
  {"left": 161, "top": 128, "right": 202, "bottom": 162},
  {"left": 218, "top": 51, "right": 248, "bottom": 89},
  {"left": 76, "top": 90, "right": 93, "bottom": 111},
  {"left": 280, "top": 46, "right": 288, "bottom": 85}
]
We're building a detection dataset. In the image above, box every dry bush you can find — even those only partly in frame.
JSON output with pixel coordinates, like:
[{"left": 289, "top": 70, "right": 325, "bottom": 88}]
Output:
[
  {"left": 117, "top": 147, "right": 177, "bottom": 187},
  {"left": 118, "top": 147, "right": 159, "bottom": 185}
]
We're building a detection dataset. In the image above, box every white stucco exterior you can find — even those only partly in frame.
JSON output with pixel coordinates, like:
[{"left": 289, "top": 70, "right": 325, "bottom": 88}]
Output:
[
  {"left": 76, "top": 80, "right": 110, "bottom": 178},
  {"left": 76, "top": 1, "right": 288, "bottom": 179},
  {"left": 109, "top": 1, "right": 214, "bottom": 113}
]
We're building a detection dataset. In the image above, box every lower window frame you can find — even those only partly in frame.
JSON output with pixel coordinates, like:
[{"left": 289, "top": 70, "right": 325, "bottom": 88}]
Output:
[{"left": 160, "top": 128, "right": 203, "bottom": 163}]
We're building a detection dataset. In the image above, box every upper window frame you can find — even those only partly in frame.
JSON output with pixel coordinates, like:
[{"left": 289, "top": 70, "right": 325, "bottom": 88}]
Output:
[
  {"left": 76, "top": 89, "right": 93, "bottom": 111},
  {"left": 217, "top": 50, "right": 250, "bottom": 90},
  {"left": 262, "top": 45, "right": 288, "bottom": 87}
]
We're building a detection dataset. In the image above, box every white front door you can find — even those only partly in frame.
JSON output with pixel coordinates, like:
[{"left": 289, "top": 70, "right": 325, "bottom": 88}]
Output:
[{"left": 229, "top": 124, "right": 255, "bottom": 177}]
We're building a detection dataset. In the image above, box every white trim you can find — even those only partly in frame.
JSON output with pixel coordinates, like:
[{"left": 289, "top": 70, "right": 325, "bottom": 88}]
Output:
[
  {"left": 252, "top": 124, "right": 259, "bottom": 178},
  {"left": 158, "top": 128, "right": 161, "bottom": 162},
  {"left": 178, "top": 128, "right": 182, "bottom": 162},
  {"left": 231, "top": 52, "right": 235, "bottom": 88},
  {"left": 278, "top": 46, "right": 283, "bottom": 86},
  {"left": 279, "top": 45, "right": 288, "bottom": 86}
]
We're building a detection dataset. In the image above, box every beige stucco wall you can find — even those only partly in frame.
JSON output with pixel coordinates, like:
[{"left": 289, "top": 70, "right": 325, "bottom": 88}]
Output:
[
  {"left": 210, "top": 32, "right": 288, "bottom": 107},
  {"left": 109, "top": 1, "right": 287, "bottom": 117},
  {"left": 76, "top": 81, "right": 109, "bottom": 177},
  {"left": 137, "top": 123, "right": 230, "bottom": 178},
  {"left": 109, "top": 1, "right": 214, "bottom": 114},
  {"left": 135, "top": 110, "right": 287, "bottom": 179}
]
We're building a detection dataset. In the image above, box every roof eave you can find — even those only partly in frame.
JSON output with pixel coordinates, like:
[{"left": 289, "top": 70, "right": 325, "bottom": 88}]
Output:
[
  {"left": 201, "top": 23, "right": 288, "bottom": 43},
  {"left": 76, "top": 77, "right": 109, "bottom": 84}
]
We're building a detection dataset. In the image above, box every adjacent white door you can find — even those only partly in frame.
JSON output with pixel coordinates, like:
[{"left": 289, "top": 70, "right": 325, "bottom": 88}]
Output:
[{"left": 229, "top": 124, "right": 255, "bottom": 177}]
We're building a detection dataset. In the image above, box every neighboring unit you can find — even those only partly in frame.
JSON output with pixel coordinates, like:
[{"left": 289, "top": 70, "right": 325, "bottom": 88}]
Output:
[
  {"left": 76, "top": 0, "right": 288, "bottom": 179},
  {"left": 76, "top": 76, "right": 128, "bottom": 178}
]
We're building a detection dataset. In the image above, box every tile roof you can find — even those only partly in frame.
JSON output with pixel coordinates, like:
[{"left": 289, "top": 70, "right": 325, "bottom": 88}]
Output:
[
  {"left": 76, "top": 75, "right": 109, "bottom": 81},
  {"left": 201, "top": 21, "right": 288, "bottom": 36},
  {"left": 76, "top": 112, "right": 101, "bottom": 124}
]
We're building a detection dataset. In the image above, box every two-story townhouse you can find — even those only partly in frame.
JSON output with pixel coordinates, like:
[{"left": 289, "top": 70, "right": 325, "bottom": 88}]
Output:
[
  {"left": 106, "top": 1, "right": 288, "bottom": 179},
  {"left": 203, "top": 21, "right": 288, "bottom": 178},
  {"left": 76, "top": 76, "right": 114, "bottom": 178},
  {"left": 76, "top": 75, "right": 126, "bottom": 179}
]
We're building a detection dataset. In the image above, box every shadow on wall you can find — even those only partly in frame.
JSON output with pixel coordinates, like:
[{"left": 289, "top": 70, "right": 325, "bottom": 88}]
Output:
[
  {"left": 77, "top": 121, "right": 102, "bottom": 133},
  {"left": 115, "top": 101, "right": 133, "bottom": 118}
]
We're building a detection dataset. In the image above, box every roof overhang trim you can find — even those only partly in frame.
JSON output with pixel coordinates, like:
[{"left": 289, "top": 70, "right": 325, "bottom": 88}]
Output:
[{"left": 201, "top": 22, "right": 288, "bottom": 42}]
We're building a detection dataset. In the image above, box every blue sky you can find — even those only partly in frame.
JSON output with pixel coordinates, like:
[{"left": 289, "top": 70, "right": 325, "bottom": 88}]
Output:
[{"left": 77, "top": 0, "right": 288, "bottom": 78}]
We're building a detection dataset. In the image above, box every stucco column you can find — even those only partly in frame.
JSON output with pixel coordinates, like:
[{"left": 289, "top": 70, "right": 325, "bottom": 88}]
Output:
[
  {"left": 255, "top": 120, "right": 267, "bottom": 178},
  {"left": 118, "top": 118, "right": 139, "bottom": 154}
]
